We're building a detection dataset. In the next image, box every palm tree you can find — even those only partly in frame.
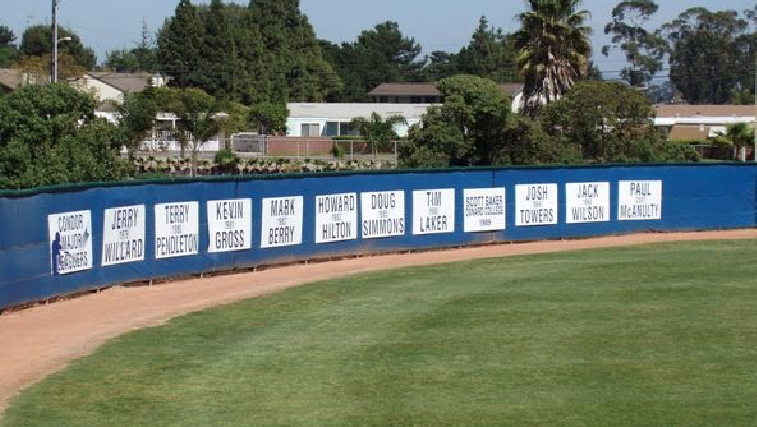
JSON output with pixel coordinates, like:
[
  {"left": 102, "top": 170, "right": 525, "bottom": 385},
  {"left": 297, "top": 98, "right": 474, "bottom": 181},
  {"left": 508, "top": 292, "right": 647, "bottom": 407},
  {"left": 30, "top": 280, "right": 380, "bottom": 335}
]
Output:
[
  {"left": 711, "top": 123, "right": 755, "bottom": 161},
  {"left": 514, "top": 0, "right": 592, "bottom": 118}
]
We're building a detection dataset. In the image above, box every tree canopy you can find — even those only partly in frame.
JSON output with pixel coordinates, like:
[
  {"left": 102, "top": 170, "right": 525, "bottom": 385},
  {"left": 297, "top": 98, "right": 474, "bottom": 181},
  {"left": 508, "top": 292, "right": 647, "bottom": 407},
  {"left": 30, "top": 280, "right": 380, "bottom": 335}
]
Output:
[
  {"left": 0, "top": 84, "right": 129, "bottom": 189},
  {"left": 661, "top": 8, "right": 751, "bottom": 104},
  {"left": 0, "top": 25, "right": 18, "bottom": 68},
  {"left": 603, "top": 1, "right": 667, "bottom": 87},
  {"left": 20, "top": 25, "right": 96, "bottom": 70},
  {"left": 156, "top": 0, "right": 339, "bottom": 104}
]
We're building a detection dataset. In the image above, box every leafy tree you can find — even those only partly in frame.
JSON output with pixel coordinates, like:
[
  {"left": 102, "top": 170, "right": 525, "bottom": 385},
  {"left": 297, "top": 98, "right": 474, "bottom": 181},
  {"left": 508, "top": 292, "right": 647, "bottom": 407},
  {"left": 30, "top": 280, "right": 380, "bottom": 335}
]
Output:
[
  {"left": 456, "top": 17, "right": 519, "bottom": 83},
  {"left": 0, "top": 25, "right": 18, "bottom": 67},
  {"left": 20, "top": 25, "right": 96, "bottom": 70},
  {"left": 539, "top": 81, "right": 698, "bottom": 163},
  {"left": 420, "top": 50, "right": 459, "bottom": 82},
  {"left": 0, "top": 25, "right": 14, "bottom": 46},
  {"left": 495, "top": 115, "right": 581, "bottom": 165},
  {"left": 351, "top": 113, "right": 407, "bottom": 158},
  {"left": 197, "top": 0, "right": 239, "bottom": 100},
  {"left": 661, "top": 8, "right": 749, "bottom": 104},
  {"left": 117, "top": 92, "right": 158, "bottom": 156},
  {"left": 0, "top": 83, "right": 129, "bottom": 189},
  {"left": 514, "top": 0, "right": 592, "bottom": 118},
  {"left": 324, "top": 21, "right": 422, "bottom": 101},
  {"left": 105, "top": 21, "right": 158, "bottom": 73},
  {"left": 247, "top": 103, "right": 288, "bottom": 135},
  {"left": 602, "top": 1, "right": 667, "bottom": 87},
  {"left": 402, "top": 75, "right": 510, "bottom": 167},
  {"left": 171, "top": 88, "right": 220, "bottom": 177},
  {"left": 157, "top": 0, "right": 205, "bottom": 89},
  {"left": 248, "top": 0, "right": 340, "bottom": 103},
  {"left": 14, "top": 52, "right": 85, "bottom": 81},
  {"left": 711, "top": 123, "right": 755, "bottom": 148}
]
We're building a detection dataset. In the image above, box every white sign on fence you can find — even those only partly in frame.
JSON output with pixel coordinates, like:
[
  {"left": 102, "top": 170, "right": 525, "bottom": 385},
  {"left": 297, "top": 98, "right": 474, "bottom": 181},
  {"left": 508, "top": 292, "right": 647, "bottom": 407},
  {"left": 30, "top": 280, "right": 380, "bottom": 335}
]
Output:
[
  {"left": 565, "top": 182, "right": 610, "bottom": 224},
  {"left": 207, "top": 199, "right": 252, "bottom": 253},
  {"left": 102, "top": 205, "right": 145, "bottom": 266},
  {"left": 155, "top": 202, "right": 199, "bottom": 259},
  {"left": 48, "top": 210, "right": 93, "bottom": 275},
  {"left": 464, "top": 188, "right": 506, "bottom": 232},
  {"left": 618, "top": 180, "right": 663, "bottom": 220},
  {"left": 413, "top": 189, "right": 455, "bottom": 235},
  {"left": 361, "top": 190, "right": 406, "bottom": 239},
  {"left": 261, "top": 196, "right": 303, "bottom": 248},
  {"left": 515, "top": 184, "right": 558, "bottom": 226},
  {"left": 315, "top": 193, "right": 358, "bottom": 244}
]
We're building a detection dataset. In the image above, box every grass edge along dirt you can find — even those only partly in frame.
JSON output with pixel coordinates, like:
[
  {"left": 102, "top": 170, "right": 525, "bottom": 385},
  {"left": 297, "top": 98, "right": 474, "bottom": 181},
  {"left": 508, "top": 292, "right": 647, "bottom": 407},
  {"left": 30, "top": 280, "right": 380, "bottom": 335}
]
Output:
[{"left": 3, "top": 239, "right": 756, "bottom": 427}]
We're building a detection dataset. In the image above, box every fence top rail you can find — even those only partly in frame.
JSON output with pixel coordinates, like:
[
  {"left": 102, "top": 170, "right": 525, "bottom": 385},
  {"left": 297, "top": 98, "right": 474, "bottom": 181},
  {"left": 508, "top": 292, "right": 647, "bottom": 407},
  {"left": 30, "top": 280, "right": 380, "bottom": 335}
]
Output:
[{"left": 0, "top": 162, "right": 752, "bottom": 199}]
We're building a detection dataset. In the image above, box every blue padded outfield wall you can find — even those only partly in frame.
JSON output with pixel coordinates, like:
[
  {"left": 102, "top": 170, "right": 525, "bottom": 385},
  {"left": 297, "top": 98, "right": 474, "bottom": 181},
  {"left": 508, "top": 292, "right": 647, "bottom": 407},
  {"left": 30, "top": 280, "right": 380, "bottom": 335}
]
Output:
[{"left": 1, "top": 164, "right": 755, "bottom": 309}]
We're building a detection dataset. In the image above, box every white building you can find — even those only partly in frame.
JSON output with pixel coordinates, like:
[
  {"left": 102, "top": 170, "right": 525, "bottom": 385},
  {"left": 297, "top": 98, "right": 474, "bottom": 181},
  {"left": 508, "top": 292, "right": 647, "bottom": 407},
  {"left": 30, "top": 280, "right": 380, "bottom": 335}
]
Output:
[
  {"left": 286, "top": 103, "right": 434, "bottom": 138},
  {"left": 653, "top": 105, "right": 756, "bottom": 141}
]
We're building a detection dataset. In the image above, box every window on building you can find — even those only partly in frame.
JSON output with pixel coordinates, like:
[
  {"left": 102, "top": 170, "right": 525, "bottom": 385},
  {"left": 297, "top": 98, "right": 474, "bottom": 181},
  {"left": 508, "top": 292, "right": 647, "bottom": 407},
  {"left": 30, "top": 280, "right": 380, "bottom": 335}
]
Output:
[
  {"left": 424, "top": 96, "right": 437, "bottom": 104},
  {"left": 340, "top": 122, "right": 359, "bottom": 137},
  {"left": 325, "top": 122, "right": 339, "bottom": 137},
  {"left": 379, "top": 96, "right": 388, "bottom": 103},
  {"left": 394, "top": 96, "right": 400, "bottom": 104},
  {"left": 410, "top": 96, "right": 422, "bottom": 104},
  {"left": 301, "top": 123, "right": 320, "bottom": 137}
]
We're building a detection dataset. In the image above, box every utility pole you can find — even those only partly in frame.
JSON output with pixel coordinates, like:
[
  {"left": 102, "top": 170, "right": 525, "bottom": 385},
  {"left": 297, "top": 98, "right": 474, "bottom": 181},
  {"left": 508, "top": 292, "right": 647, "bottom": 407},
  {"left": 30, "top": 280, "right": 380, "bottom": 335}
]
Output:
[{"left": 51, "top": 0, "right": 58, "bottom": 82}]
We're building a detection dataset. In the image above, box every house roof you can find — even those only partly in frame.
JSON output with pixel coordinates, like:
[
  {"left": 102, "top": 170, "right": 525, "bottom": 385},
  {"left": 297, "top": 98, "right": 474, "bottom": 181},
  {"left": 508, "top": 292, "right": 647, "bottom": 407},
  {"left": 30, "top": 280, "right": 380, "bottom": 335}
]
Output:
[
  {"left": 0, "top": 68, "right": 23, "bottom": 90},
  {"left": 287, "top": 103, "right": 433, "bottom": 120},
  {"left": 668, "top": 125, "right": 711, "bottom": 141},
  {"left": 654, "top": 104, "right": 755, "bottom": 119},
  {"left": 368, "top": 82, "right": 524, "bottom": 97},
  {"left": 87, "top": 72, "right": 154, "bottom": 93}
]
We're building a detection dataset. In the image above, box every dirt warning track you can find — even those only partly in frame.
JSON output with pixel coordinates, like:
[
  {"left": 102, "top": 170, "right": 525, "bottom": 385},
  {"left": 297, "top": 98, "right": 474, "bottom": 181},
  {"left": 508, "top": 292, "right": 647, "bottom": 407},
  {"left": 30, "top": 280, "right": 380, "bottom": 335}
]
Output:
[{"left": 1, "top": 230, "right": 756, "bottom": 412}]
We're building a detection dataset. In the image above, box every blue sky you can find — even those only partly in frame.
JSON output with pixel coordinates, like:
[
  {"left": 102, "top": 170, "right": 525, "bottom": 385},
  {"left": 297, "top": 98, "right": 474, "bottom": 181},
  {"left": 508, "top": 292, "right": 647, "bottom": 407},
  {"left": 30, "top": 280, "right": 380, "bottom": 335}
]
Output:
[{"left": 2, "top": 0, "right": 754, "bottom": 79}]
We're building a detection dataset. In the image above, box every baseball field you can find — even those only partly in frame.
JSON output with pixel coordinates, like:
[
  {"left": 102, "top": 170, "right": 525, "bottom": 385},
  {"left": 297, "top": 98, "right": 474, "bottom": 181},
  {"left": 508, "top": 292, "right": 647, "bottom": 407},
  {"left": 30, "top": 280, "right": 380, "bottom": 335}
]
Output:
[{"left": 1, "top": 238, "right": 755, "bottom": 426}]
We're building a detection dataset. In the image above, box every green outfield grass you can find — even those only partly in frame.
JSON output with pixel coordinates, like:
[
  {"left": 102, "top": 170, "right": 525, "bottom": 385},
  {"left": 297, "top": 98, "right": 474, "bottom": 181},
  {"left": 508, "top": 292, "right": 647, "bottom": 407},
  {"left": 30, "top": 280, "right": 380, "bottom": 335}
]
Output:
[{"left": 3, "top": 240, "right": 757, "bottom": 427}]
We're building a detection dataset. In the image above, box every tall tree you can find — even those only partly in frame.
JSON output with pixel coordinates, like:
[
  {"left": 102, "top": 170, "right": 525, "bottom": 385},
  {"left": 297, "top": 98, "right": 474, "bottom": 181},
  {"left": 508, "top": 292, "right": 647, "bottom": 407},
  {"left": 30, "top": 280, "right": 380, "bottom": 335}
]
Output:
[
  {"left": 602, "top": 1, "right": 667, "bottom": 87},
  {"left": 0, "top": 25, "right": 18, "bottom": 67},
  {"left": 456, "top": 17, "right": 519, "bottom": 83},
  {"left": 514, "top": 0, "right": 592, "bottom": 118},
  {"left": 156, "top": 0, "right": 205, "bottom": 88},
  {"left": 248, "top": 0, "right": 340, "bottom": 103},
  {"left": 19, "top": 25, "right": 96, "bottom": 70},
  {"left": 323, "top": 21, "right": 422, "bottom": 101},
  {"left": 105, "top": 21, "right": 158, "bottom": 73},
  {"left": 197, "top": 0, "right": 238, "bottom": 100},
  {"left": 171, "top": 88, "right": 219, "bottom": 176},
  {"left": 661, "top": 8, "right": 749, "bottom": 104}
]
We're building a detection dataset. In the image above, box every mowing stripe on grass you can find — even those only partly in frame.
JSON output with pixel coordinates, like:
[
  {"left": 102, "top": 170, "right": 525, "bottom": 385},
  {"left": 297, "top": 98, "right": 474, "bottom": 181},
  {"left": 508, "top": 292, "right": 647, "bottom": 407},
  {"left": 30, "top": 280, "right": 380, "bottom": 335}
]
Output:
[{"left": 2, "top": 240, "right": 756, "bottom": 427}]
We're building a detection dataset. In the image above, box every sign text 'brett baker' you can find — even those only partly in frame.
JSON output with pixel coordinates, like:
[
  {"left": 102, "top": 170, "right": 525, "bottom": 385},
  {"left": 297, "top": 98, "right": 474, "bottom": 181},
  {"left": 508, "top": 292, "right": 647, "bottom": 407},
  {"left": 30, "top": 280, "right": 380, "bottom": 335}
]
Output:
[
  {"left": 464, "top": 188, "right": 506, "bottom": 232},
  {"left": 48, "top": 210, "right": 93, "bottom": 275},
  {"left": 619, "top": 180, "right": 662, "bottom": 220},
  {"left": 362, "top": 190, "right": 405, "bottom": 239},
  {"left": 565, "top": 182, "right": 610, "bottom": 224},
  {"left": 413, "top": 189, "right": 455, "bottom": 235},
  {"left": 515, "top": 184, "right": 558, "bottom": 226},
  {"left": 261, "top": 196, "right": 303, "bottom": 248},
  {"left": 316, "top": 193, "right": 357, "bottom": 243},
  {"left": 102, "top": 205, "right": 145, "bottom": 266},
  {"left": 155, "top": 202, "right": 199, "bottom": 259},
  {"left": 208, "top": 199, "right": 252, "bottom": 253}
]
